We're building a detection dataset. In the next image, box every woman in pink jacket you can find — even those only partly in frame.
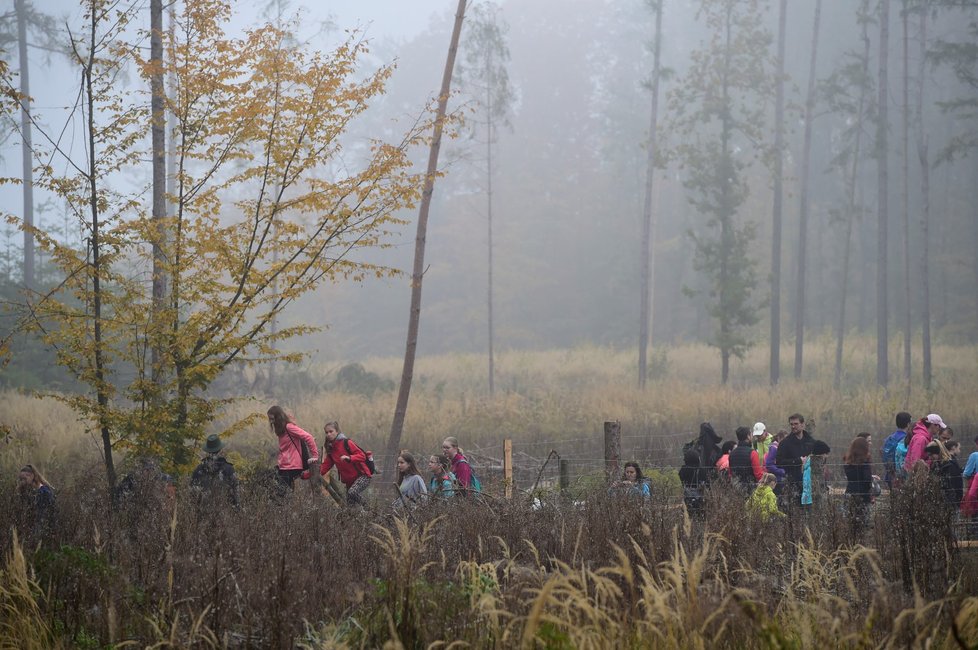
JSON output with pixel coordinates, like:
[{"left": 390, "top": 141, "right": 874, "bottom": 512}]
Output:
[
  {"left": 903, "top": 413, "right": 947, "bottom": 474},
  {"left": 267, "top": 405, "right": 319, "bottom": 491}
]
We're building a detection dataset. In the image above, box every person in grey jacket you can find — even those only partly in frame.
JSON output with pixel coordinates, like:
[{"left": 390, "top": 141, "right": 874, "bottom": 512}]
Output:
[{"left": 393, "top": 451, "right": 427, "bottom": 510}]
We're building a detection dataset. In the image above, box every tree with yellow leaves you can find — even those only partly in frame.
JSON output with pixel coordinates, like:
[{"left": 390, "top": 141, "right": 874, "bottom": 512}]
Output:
[{"left": 2, "top": 0, "right": 429, "bottom": 489}]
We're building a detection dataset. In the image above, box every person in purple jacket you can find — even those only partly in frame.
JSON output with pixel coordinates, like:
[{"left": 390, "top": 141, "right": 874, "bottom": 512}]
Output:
[
  {"left": 765, "top": 429, "right": 787, "bottom": 494},
  {"left": 442, "top": 436, "right": 474, "bottom": 494}
]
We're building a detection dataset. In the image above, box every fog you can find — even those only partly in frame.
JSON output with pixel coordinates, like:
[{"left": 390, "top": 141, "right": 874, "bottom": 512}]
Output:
[{"left": 2, "top": 0, "right": 977, "bottom": 378}]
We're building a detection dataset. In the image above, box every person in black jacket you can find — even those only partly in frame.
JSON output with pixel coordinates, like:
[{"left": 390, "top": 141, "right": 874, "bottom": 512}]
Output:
[
  {"left": 679, "top": 450, "right": 709, "bottom": 515},
  {"left": 777, "top": 413, "right": 816, "bottom": 507},
  {"left": 729, "top": 426, "right": 763, "bottom": 493},
  {"left": 844, "top": 436, "right": 873, "bottom": 536},
  {"left": 190, "top": 434, "right": 239, "bottom": 508},
  {"left": 695, "top": 422, "right": 723, "bottom": 480}
]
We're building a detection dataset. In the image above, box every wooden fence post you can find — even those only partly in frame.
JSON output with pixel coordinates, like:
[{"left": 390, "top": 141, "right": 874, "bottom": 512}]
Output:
[
  {"left": 503, "top": 439, "right": 513, "bottom": 499},
  {"left": 604, "top": 420, "right": 621, "bottom": 483},
  {"left": 559, "top": 459, "right": 570, "bottom": 493}
]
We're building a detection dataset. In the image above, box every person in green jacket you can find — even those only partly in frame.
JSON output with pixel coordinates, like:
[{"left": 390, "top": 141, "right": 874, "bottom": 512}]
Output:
[{"left": 748, "top": 473, "right": 784, "bottom": 521}]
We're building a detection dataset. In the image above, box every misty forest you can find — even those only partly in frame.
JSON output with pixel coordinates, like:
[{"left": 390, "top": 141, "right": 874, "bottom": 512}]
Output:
[{"left": 2, "top": 0, "right": 978, "bottom": 648}]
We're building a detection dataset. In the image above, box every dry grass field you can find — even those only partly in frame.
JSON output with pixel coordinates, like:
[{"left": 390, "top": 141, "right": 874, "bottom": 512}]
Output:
[{"left": 1, "top": 338, "right": 977, "bottom": 648}]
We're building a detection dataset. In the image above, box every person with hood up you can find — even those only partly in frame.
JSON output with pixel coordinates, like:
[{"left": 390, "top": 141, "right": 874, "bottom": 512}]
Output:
[
  {"left": 903, "top": 414, "right": 947, "bottom": 474},
  {"left": 694, "top": 422, "right": 723, "bottom": 480}
]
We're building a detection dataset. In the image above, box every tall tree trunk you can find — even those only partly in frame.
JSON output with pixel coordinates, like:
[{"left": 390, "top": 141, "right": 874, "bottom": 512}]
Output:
[
  {"left": 835, "top": 8, "right": 872, "bottom": 389},
  {"left": 150, "top": 0, "right": 166, "bottom": 384},
  {"left": 83, "top": 6, "right": 115, "bottom": 493},
  {"left": 876, "top": 0, "right": 890, "bottom": 387},
  {"left": 794, "top": 0, "right": 822, "bottom": 379},
  {"left": 386, "top": 0, "right": 467, "bottom": 472},
  {"left": 486, "top": 42, "right": 495, "bottom": 398},
  {"left": 916, "top": 10, "right": 931, "bottom": 389},
  {"left": 770, "top": 0, "right": 786, "bottom": 386},
  {"left": 638, "top": 0, "right": 664, "bottom": 389},
  {"left": 901, "top": 1, "right": 912, "bottom": 382},
  {"left": 15, "top": 0, "right": 34, "bottom": 290}
]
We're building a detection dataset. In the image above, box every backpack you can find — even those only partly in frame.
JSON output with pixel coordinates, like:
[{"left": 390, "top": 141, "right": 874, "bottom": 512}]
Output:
[
  {"left": 287, "top": 432, "right": 312, "bottom": 471},
  {"left": 894, "top": 438, "right": 910, "bottom": 478},
  {"left": 454, "top": 457, "right": 482, "bottom": 493},
  {"left": 342, "top": 439, "right": 376, "bottom": 476}
]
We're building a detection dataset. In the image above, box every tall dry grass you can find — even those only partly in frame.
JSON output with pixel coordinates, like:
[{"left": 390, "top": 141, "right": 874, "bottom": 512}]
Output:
[{"left": 0, "top": 470, "right": 975, "bottom": 648}]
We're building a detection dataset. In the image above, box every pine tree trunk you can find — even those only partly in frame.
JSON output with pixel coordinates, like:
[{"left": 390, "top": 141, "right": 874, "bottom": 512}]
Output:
[
  {"left": 901, "top": 2, "right": 912, "bottom": 382},
  {"left": 794, "top": 0, "right": 822, "bottom": 379},
  {"left": 770, "top": 0, "right": 786, "bottom": 386},
  {"left": 876, "top": 0, "right": 890, "bottom": 387},
  {"left": 15, "top": 0, "right": 34, "bottom": 290},
  {"left": 916, "top": 10, "right": 931, "bottom": 390},
  {"left": 486, "top": 43, "right": 495, "bottom": 398},
  {"left": 835, "top": 8, "right": 872, "bottom": 389},
  {"left": 386, "top": 0, "right": 468, "bottom": 473},
  {"left": 638, "top": 0, "right": 663, "bottom": 389}
]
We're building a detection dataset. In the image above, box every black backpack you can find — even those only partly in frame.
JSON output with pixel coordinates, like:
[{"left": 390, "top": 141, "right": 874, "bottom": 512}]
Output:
[{"left": 287, "top": 432, "right": 312, "bottom": 471}]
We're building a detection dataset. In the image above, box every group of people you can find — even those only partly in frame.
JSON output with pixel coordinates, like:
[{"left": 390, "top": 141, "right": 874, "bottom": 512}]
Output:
[
  {"left": 672, "top": 410, "right": 977, "bottom": 535},
  {"left": 14, "top": 406, "right": 977, "bottom": 538},
  {"left": 678, "top": 415, "right": 831, "bottom": 519},
  {"left": 265, "top": 405, "right": 480, "bottom": 509}
]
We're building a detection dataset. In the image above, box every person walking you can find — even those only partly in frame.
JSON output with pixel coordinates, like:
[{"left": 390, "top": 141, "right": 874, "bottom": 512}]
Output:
[
  {"left": 903, "top": 414, "right": 947, "bottom": 474},
  {"left": 320, "top": 421, "right": 372, "bottom": 506},
  {"left": 443, "top": 437, "right": 479, "bottom": 494},
  {"left": 747, "top": 473, "right": 783, "bottom": 521},
  {"left": 268, "top": 405, "right": 319, "bottom": 492},
  {"left": 15, "top": 464, "right": 55, "bottom": 540},
  {"left": 844, "top": 436, "right": 873, "bottom": 536},
  {"left": 752, "top": 422, "right": 773, "bottom": 459},
  {"left": 729, "top": 426, "right": 763, "bottom": 492},
  {"left": 428, "top": 455, "right": 456, "bottom": 498},
  {"left": 881, "top": 412, "right": 912, "bottom": 489},
  {"left": 190, "top": 434, "right": 239, "bottom": 507},
  {"left": 393, "top": 451, "right": 428, "bottom": 511},
  {"left": 764, "top": 430, "right": 787, "bottom": 492},
  {"left": 777, "top": 414, "right": 815, "bottom": 506}
]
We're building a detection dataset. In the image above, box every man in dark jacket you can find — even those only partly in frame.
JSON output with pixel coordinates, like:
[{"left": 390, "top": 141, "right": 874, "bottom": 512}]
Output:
[
  {"left": 777, "top": 413, "right": 815, "bottom": 505},
  {"left": 190, "top": 434, "right": 239, "bottom": 507},
  {"left": 729, "top": 426, "right": 764, "bottom": 492}
]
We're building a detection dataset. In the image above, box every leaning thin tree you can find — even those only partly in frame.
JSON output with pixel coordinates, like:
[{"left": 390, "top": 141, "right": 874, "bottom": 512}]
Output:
[{"left": 386, "top": 0, "right": 468, "bottom": 471}]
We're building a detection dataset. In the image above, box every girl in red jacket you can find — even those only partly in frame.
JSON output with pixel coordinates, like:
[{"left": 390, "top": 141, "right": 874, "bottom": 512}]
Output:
[{"left": 320, "top": 421, "right": 372, "bottom": 506}]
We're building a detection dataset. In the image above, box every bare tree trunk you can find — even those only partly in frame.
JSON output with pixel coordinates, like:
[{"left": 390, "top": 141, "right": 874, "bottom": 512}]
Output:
[
  {"left": 794, "top": 0, "right": 822, "bottom": 379},
  {"left": 15, "top": 0, "right": 34, "bottom": 290},
  {"left": 486, "top": 43, "right": 495, "bottom": 398},
  {"left": 835, "top": 11, "right": 872, "bottom": 388},
  {"left": 901, "top": 1, "right": 912, "bottom": 382},
  {"left": 770, "top": 0, "right": 786, "bottom": 386},
  {"left": 386, "top": 0, "right": 467, "bottom": 473},
  {"left": 638, "top": 0, "right": 664, "bottom": 389},
  {"left": 150, "top": 0, "right": 167, "bottom": 383},
  {"left": 82, "top": 7, "right": 115, "bottom": 492},
  {"left": 916, "top": 10, "right": 931, "bottom": 389},
  {"left": 876, "top": 0, "right": 890, "bottom": 387}
]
